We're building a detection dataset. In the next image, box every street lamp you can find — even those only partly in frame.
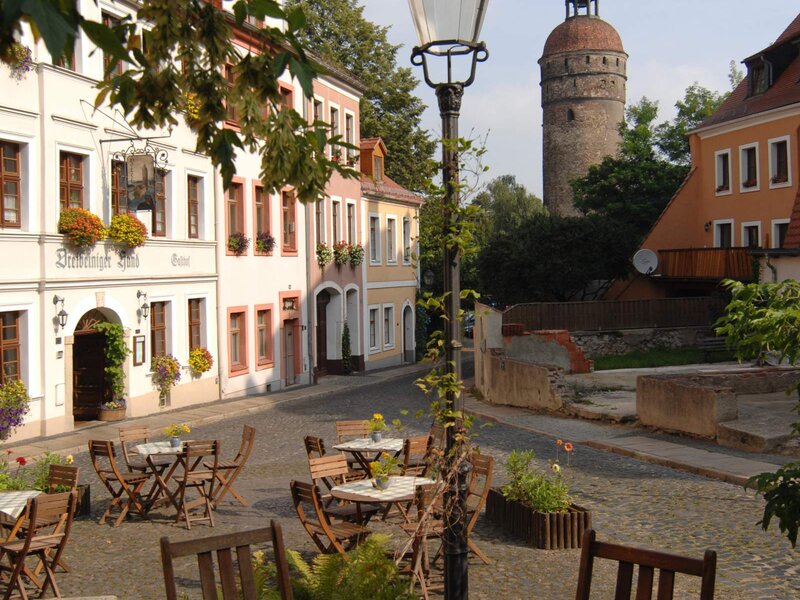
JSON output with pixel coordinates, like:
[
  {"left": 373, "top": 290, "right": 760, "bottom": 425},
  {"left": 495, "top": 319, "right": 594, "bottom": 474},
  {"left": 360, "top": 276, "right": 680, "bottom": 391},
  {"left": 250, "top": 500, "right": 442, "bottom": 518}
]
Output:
[{"left": 409, "top": 2, "right": 489, "bottom": 599}]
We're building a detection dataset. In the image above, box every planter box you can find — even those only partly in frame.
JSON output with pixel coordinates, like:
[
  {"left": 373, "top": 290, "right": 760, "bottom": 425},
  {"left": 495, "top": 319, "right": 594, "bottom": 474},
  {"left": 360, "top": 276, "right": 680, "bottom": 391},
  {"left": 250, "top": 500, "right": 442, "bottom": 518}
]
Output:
[
  {"left": 76, "top": 483, "right": 91, "bottom": 517},
  {"left": 97, "top": 407, "right": 125, "bottom": 422},
  {"left": 485, "top": 487, "right": 591, "bottom": 549}
]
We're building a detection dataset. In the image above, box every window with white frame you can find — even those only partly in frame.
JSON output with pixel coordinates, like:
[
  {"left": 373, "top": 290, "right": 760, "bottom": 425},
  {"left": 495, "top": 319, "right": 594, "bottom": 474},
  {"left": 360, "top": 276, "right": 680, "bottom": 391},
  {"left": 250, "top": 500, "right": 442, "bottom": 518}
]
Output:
[
  {"left": 402, "top": 218, "right": 412, "bottom": 263},
  {"left": 329, "top": 106, "right": 340, "bottom": 160},
  {"left": 383, "top": 305, "right": 395, "bottom": 349},
  {"left": 369, "top": 215, "right": 381, "bottom": 263},
  {"left": 1, "top": 141, "right": 23, "bottom": 228},
  {"left": 0, "top": 310, "right": 21, "bottom": 384},
  {"left": 345, "top": 113, "right": 355, "bottom": 162},
  {"left": 332, "top": 199, "right": 341, "bottom": 241},
  {"left": 315, "top": 198, "right": 326, "bottom": 244},
  {"left": 769, "top": 136, "right": 790, "bottom": 187},
  {"left": 368, "top": 307, "right": 379, "bottom": 351},
  {"left": 347, "top": 202, "right": 356, "bottom": 243},
  {"left": 742, "top": 222, "right": 761, "bottom": 248},
  {"left": 150, "top": 301, "right": 170, "bottom": 358},
  {"left": 59, "top": 151, "right": 86, "bottom": 211},
  {"left": 715, "top": 149, "right": 731, "bottom": 194},
  {"left": 772, "top": 219, "right": 790, "bottom": 249},
  {"left": 386, "top": 217, "right": 397, "bottom": 263},
  {"left": 740, "top": 143, "right": 759, "bottom": 191},
  {"left": 714, "top": 221, "right": 733, "bottom": 248}
]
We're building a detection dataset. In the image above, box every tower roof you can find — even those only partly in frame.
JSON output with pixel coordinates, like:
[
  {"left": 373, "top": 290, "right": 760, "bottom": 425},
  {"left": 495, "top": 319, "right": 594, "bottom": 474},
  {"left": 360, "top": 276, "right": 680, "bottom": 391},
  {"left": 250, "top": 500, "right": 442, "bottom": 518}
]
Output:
[{"left": 542, "top": 16, "right": 625, "bottom": 56}]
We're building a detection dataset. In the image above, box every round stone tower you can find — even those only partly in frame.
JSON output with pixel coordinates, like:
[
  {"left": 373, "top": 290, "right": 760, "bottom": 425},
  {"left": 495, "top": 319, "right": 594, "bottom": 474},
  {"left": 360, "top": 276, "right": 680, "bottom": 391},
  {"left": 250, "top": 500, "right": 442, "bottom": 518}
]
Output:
[{"left": 539, "top": 0, "right": 627, "bottom": 216}]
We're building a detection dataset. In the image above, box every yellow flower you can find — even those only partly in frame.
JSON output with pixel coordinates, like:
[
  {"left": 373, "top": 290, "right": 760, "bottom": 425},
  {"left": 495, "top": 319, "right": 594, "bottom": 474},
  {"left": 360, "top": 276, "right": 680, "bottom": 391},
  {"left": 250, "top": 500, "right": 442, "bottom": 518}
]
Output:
[
  {"left": 556, "top": 439, "right": 563, "bottom": 446},
  {"left": 381, "top": 452, "right": 390, "bottom": 460},
  {"left": 65, "top": 455, "right": 74, "bottom": 465},
  {"left": 372, "top": 413, "right": 383, "bottom": 421},
  {"left": 551, "top": 463, "right": 561, "bottom": 474}
]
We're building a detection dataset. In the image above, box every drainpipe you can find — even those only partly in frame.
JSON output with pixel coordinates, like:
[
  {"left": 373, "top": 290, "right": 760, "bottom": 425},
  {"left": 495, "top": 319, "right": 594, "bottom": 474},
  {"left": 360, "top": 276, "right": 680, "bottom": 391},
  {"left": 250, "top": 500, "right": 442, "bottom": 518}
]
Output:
[
  {"left": 305, "top": 202, "right": 315, "bottom": 385},
  {"left": 214, "top": 168, "right": 222, "bottom": 401}
]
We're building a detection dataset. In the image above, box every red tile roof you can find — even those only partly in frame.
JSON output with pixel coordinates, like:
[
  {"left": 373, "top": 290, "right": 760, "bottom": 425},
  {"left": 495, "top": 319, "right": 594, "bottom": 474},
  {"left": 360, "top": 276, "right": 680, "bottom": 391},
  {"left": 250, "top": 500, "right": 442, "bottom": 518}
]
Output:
[
  {"left": 783, "top": 186, "right": 800, "bottom": 249},
  {"left": 700, "top": 14, "right": 800, "bottom": 129},
  {"left": 542, "top": 16, "right": 624, "bottom": 56},
  {"left": 361, "top": 174, "right": 422, "bottom": 206}
]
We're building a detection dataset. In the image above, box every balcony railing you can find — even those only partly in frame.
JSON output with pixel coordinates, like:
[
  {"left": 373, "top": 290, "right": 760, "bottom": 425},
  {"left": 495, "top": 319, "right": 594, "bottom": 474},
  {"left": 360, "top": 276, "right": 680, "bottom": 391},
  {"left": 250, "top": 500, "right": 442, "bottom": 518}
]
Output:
[{"left": 658, "top": 247, "right": 754, "bottom": 280}]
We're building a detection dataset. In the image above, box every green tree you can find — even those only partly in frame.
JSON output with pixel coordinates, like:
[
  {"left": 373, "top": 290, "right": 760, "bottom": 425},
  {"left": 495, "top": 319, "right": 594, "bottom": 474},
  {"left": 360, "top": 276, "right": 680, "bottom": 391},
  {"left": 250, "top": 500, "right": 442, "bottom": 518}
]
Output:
[
  {"left": 1, "top": 0, "right": 353, "bottom": 198},
  {"left": 715, "top": 279, "right": 800, "bottom": 547},
  {"left": 286, "top": 0, "right": 436, "bottom": 191},
  {"left": 341, "top": 322, "right": 352, "bottom": 375},
  {"left": 655, "top": 83, "right": 728, "bottom": 164},
  {"left": 473, "top": 175, "right": 545, "bottom": 241}
]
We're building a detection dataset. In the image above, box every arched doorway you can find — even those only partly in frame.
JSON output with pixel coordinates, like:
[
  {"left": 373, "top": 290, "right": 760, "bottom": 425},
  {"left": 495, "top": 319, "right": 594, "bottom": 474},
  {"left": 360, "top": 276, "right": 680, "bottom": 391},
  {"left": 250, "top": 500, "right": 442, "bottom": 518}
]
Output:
[
  {"left": 72, "top": 309, "right": 110, "bottom": 420},
  {"left": 315, "top": 290, "right": 331, "bottom": 376},
  {"left": 403, "top": 305, "right": 414, "bottom": 364}
]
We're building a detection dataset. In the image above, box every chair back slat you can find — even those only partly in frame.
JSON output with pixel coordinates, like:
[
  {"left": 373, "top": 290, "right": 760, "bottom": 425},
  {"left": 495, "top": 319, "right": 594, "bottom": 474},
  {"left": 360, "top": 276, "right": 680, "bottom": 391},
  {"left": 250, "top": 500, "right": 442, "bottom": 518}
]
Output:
[
  {"left": 119, "top": 425, "right": 151, "bottom": 469},
  {"left": 429, "top": 423, "right": 446, "bottom": 450},
  {"left": 575, "top": 529, "right": 717, "bottom": 600},
  {"left": 335, "top": 420, "right": 370, "bottom": 442},
  {"left": 308, "top": 454, "right": 349, "bottom": 480},
  {"left": 304, "top": 435, "right": 326, "bottom": 459},
  {"left": 466, "top": 452, "right": 494, "bottom": 522},
  {"left": 48, "top": 464, "right": 79, "bottom": 493},
  {"left": 161, "top": 523, "right": 293, "bottom": 600},
  {"left": 402, "top": 435, "right": 432, "bottom": 476}
]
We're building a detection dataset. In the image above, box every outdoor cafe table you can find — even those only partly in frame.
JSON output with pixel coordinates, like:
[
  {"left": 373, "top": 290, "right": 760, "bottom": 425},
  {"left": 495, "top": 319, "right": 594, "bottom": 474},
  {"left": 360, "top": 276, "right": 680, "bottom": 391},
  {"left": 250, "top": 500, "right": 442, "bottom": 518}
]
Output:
[
  {"left": 134, "top": 441, "right": 187, "bottom": 513},
  {"left": 0, "top": 490, "right": 42, "bottom": 540},
  {"left": 332, "top": 437, "right": 405, "bottom": 472},
  {"left": 330, "top": 476, "right": 436, "bottom": 523}
]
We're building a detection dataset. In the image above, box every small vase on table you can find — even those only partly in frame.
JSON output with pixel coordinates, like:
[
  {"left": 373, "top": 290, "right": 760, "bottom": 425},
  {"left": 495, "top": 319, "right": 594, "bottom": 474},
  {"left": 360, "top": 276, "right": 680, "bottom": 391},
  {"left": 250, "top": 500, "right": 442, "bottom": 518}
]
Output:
[
  {"left": 373, "top": 475, "right": 390, "bottom": 490},
  {"left": 371, "top": 431, "right": 382, "bottom": 443},
  {"left": 170, "top": 436, "right": 181, "bottom": 448}
]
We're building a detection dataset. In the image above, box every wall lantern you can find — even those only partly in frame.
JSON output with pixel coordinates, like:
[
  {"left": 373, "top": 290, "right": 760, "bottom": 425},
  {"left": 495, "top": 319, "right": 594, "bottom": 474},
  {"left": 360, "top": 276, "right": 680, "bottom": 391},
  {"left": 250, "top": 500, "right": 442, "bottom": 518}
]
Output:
[
  {"left": 137, "top": 290, "right": 150, "bottom": 319},
  {"left": 53, "top": 295, "right": 68, "bottom": 330}
]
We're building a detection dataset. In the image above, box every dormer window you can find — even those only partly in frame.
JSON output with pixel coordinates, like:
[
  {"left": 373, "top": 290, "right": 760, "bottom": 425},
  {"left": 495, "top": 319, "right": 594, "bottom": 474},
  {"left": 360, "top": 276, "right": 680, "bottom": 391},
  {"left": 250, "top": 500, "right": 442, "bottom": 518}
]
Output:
[
  {"left": 373, "top": 155, "right": 383, "bottom": 182},
  {"left": 748, "top": 61, "right": 770, "bottom": 96}
]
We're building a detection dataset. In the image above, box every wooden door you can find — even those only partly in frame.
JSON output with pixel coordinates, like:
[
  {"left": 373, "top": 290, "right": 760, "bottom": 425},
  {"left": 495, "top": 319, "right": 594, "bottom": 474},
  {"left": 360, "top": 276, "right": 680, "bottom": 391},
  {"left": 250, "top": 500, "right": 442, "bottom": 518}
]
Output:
[
  {"left": 284, "top": 321, "right": 296, "bottom": 386},
  {"left": 73, "top": 332, "right": 106, "bottom": 419},
  {"left": 315, "top": 291, "right": 330, "bottom": 375}
]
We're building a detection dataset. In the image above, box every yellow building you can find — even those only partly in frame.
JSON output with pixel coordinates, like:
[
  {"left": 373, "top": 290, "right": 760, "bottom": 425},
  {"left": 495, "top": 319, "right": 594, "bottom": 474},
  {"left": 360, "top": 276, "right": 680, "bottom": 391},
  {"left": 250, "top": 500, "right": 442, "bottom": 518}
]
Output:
[{"left": 360, "top": 139, "right": 421, "bottom": 369}]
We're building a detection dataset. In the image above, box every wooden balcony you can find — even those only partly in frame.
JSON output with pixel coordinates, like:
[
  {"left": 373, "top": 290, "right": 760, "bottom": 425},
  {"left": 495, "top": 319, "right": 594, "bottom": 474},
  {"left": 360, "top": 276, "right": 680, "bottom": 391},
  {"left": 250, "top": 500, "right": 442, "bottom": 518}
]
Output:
[{"left": 657, "top": 247, "right": 755, "bottom": 281}]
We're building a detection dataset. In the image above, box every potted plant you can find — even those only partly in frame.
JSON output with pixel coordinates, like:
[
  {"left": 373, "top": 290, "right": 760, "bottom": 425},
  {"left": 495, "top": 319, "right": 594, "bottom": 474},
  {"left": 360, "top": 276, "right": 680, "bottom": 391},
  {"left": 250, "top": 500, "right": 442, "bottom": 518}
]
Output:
[
  {"left": 164, "top": 423, "right": 190, "bottom": 448},
  {"left": 6, "top": 43, "right": 33, "bottom": 81},
  {"left": 108, "top": 213, "right": 147, "bottom": 248},
  {"left": 98, "top": 398, "right": 126, "bottom": 422},
  {"left": 348, "top": 243, "right": 364, "bottom": 268},
  {"left": 368, "top": 413, "right": 386, "bottom": 443},
  {"left": 485, "top": 448, "right": 591, "bottom": 549},
  {"left": 188, "top": 347, "right": 213, "bottom": 375},
  {"left": 255, "top": 231, "right": 275, "bottom": 254},
  {"left": 227, "top": 232, "right": 250, "bottom": 256},
  {"left": 151, "top": 354, "right": 181, "bottom": 405},
  {"left": 316, "top": 242, "right": 333, "bottom": 268},
  {"left": 58, "top": 207, "right": 107, "bottom": 249},
  {"left": 333, "top": 240, "right": 350, "bottom": 267},
  {"left": 0, "top": 379, "right": 30, "bottom": 441},
  {"left": 93, "top": 322, "right": 130, "bottom": 420},
  {"left": 369, "top": 452, "right": 401, "bottom": 490}
]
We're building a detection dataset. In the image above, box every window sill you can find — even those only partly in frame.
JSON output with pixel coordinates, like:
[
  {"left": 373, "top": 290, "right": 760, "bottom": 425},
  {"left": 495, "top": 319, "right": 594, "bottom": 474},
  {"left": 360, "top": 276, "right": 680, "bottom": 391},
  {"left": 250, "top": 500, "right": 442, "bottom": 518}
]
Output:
[
  {"left": 769, "top": 180, "right": 792, "bottom": 190},
  {"left": 229, "top": 365, "right": 250, "bottom": 377},
  {"left": 256, "top": 360, "right": 275, "bottom": 371}
]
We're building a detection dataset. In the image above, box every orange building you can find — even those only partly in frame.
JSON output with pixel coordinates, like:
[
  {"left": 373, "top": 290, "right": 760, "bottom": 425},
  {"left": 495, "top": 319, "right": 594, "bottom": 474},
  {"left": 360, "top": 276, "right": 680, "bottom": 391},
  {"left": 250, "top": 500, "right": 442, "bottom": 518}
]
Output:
[{"left": 612, "top": 14, "right": 800, "bottom": 300}]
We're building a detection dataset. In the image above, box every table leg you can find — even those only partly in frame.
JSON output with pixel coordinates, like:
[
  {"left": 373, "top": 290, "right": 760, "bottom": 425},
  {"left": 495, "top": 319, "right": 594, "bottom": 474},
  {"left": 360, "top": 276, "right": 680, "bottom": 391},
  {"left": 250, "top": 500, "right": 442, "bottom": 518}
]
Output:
[{"left": 145, "top": 455, "right": 181, "bottom": 513}]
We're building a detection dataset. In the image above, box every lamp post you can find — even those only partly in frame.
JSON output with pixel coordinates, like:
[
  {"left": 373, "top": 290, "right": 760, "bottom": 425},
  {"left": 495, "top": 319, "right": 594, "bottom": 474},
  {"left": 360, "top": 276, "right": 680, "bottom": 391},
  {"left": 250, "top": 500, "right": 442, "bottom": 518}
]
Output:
[{"left": 409, "top": 2, "right": 489, "bottom": 599}]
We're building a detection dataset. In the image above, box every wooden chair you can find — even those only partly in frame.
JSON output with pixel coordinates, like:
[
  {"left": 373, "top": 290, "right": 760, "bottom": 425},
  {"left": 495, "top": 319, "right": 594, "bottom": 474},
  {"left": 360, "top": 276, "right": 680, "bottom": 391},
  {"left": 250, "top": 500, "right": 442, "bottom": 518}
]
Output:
[
  {"left": 206, "top": 424, "right": 255, "bottom": 507},
  {"left": 429, "top": 423, "right": 445, "bottom": 450},
  {"left": 88, "top": 439, "right": 152, "bottom": 527},
  {"left": 118, "top": 424, "right": 172, "bottom": 475},
  {"left": 0, "top": 491, "right": 76, "bottom": 600},
  {"left": 161, "top": 520, "right": 293, "bottom": 600},
  {"left": 290, "top": 480, "right": 370, "bottom": 555},
  {"left": 465, "top": 452, "right": 494, "bottom": 564},
  {"left": 304, "top": 435, "right": 326, "bottom": 459},
  {"left": 399, "top": 485, "right": 444, "bottom": 600},
  {"left": 307, "top": 455, "right": 380, "bottom": 522},
  {"left": 402, "top": 435, "right": 433, "bottom": 476},
  {"left": 46, "top": 464, "right": 79, "bottom": 494},
  {"left": 176, "top": 440, "right": 219, "bottom": 529},
  {"left": 575, "top": 529, "right": 717, "bottom": 600},
  {"left": 335, "top": 419, "right": 370, "bottom": 442}
]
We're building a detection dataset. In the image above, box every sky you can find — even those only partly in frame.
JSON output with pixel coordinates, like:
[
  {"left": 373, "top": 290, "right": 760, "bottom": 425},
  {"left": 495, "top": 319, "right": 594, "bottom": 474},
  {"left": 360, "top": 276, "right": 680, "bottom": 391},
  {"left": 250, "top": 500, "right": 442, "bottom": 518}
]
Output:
[{"left": 361, "top": 1, "right": 799, "bottom": 198}]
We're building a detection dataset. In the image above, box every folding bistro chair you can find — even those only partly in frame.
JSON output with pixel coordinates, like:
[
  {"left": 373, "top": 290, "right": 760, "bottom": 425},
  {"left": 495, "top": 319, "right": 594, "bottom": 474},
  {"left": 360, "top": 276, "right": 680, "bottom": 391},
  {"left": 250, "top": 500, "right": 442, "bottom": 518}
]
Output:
[
  {"left": 307, "top": 455, "right": 380, "bottom": 522},
  {"left": 0, "top": 491, "right": 76, "bottom": 600},
  {"left": 290, "top": 480, "right": 370, "bottom": 555},
  {"left": 46, "top": 464, "right": 79, "bottom": 494},
  {"left": 399, "top": 485, "right": 445, "bottom": 600},
  {"left": 575, "top": 529, "right": 717, "bottom": 600},
  {"left": 304, "top": 435, "right": 327, "bottom": 459},
  {"left": 88, "top": 440, "right": 152, "bottom": 527},
  {"left": 335, "top": 420, "right": 371, "bottom": 475},
  {"left": 429, "top": 423, "right": 445, "bottom": 451},
  {"left": 161, "top": 520, "right": 293, "bottom": 600},
  {"left": 206, "top": 425, "right": 254, "bottom": 507},
  {"left": 175, "top": 440, "right": 219, "bottom": 529},
  {"left": 402, "top": 435, "right": 433, "bottom": 476},
  {"left": 118, "top": 425, "right": 172, "bottom": 475},
  {"left": 465, "top": 452, "right": 494, "bottom": 564}
]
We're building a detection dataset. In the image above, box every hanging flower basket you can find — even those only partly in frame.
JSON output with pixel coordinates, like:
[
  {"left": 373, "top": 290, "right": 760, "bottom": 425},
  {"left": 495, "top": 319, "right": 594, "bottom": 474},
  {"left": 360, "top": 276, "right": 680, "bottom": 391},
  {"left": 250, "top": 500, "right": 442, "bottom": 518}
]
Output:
[
  {"left": 6, "top": 43, "right": 33, "bottom": 81},
  {"left": 316, "top": 242, "right": 333, "bottom": 268},
  {"left": 188, "top": 347, "right": 213, "bottom": 374},
  {"left": 151, "top": 354, "right": 181, "bottom": 398},
  {"left": 349, "top": 243, "right": 364, "bottom": 268},
  {"left": 333, "top": 240, "right": 350, "bottom": 267},
  {"left": 108, "top": 213, "right": 147, "bottom": 248},
  {"left": 0, "top": 379, "right": 31, "bottom": 441},
  {"left": 58, "top": 208, "right": 107, "bottom": 248}
]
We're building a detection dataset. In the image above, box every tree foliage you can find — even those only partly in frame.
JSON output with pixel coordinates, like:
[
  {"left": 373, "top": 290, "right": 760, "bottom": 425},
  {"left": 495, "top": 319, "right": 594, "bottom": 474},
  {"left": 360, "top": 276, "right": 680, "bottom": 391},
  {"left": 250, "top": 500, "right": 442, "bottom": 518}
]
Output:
[
  {"left": 286, "top": 0, "right": 436, "bottom": 191},
  {"left": 473, "top": 175, "right": 545, "bottom": 242},
  {"left": 1, "top": 0, "right": 354, "bottom": 198}
]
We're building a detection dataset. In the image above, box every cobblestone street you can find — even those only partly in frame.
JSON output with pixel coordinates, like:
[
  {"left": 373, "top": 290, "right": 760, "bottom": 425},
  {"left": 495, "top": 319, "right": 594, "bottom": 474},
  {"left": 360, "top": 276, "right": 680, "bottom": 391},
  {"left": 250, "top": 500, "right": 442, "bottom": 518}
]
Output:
[{"left": 49, "top": 370, "right": 799, "bottom": 599}]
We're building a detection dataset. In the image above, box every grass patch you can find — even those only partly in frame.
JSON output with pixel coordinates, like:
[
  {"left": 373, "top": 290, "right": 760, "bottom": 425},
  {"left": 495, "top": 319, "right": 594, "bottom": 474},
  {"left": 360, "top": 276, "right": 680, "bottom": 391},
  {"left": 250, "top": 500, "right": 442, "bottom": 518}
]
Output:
[{"left": 593, "top": 347, "right": 734, "bottom": 370}]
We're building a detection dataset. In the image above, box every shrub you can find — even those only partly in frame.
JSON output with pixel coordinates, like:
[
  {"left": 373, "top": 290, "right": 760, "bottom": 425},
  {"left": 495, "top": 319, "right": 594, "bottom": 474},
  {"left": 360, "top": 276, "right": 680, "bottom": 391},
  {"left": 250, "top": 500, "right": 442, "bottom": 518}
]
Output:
[
  {"left": 93, "top": 322, "right": 130, "bottom": 402},
  {"left": 188, "top": 347, "right": 213, "bottom": 374},
  {"left": 228, "top": 232, "right": 250, "bottom": 256},
  {"left": 333, "top": 240, "right": 350, "bottom": 267},
  {"left": 256, "top": 231, "right": 276, "bottom": 254},
  {"left": 108, "top": 213, "right": 147, "bottom": 248},
  {"left": 501, "top": 449, "right": 571, "bottom": 513},
  {"left": 348, "top": 243, "right": 364, "bottom": 267},
  {"left": 316, "top": 242, "right": 333, "bottom": 267},
  {"left": 341, "top": 323, "right": 352, "bottom": 375},
  {"left": 58, "top": 208, "right": 107, "bottom": 248},
  {"left": 0, "top": 379, "right": 30, "bottom": 441}
]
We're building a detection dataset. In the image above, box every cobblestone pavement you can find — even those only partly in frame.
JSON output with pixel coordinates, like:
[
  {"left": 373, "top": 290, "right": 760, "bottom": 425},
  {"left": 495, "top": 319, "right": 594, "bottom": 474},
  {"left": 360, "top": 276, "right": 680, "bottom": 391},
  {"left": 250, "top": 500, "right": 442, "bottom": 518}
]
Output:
[{"left": 46, "top": 370, "right": 799, "bottom": 599}]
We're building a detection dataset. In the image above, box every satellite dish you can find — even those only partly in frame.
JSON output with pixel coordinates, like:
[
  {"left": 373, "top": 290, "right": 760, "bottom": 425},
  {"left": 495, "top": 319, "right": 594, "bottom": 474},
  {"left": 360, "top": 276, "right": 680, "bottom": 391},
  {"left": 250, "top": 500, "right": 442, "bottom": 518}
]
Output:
[{"left": 633, "top": 249, "right": 658, "bottom": 275}]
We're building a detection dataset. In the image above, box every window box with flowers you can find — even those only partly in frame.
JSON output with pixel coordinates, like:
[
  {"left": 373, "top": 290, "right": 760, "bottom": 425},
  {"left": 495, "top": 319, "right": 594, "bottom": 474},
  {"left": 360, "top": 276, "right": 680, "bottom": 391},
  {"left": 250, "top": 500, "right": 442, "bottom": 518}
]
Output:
[
  {"left": 227, "top": 232, "right": 250, "bottom": 256},
  {"left": 772, "top": 174, "right": 789, "bottom": 185},
  {"left": 255, "top": 232, "right": 275, "bottom": 254},
  {"left": 333, "top": 240, "right": 350, "bottom": 267},
  {"left": 348, "top": 243, "right": 364, "bottom": 268},
  {"left": 742, "top": 178, "right": 758, "bottom": 189},
  {"left": 58, "top": 208, "right": 107, "bottom": 249},
  {"left": 715, "top": 184, "right": 729, "bottom": 193},
  {"left": 188, "top": 347, "right": 213, "bottom": 376},
  {"left": 108, "top": 213, "right": 147, "bottom": 249},
  {"left": 485, "top": 447, "right": 591, "bottom": 550},
  {"left": 316, "top": 242, "right": 333, "bottom": 268}
]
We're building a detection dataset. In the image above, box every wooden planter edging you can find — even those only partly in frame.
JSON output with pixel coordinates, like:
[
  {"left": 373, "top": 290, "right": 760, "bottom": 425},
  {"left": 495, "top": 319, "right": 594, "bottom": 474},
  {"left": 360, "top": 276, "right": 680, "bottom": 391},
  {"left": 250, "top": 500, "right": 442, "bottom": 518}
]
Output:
[{"left": 485, "top": 487, "right": 591, "bottom": 550}]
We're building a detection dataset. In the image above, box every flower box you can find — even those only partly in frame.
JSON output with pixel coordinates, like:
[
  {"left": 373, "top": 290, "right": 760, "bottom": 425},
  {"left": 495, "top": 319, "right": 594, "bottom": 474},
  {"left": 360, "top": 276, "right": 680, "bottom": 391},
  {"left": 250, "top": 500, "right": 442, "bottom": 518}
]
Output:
[
  {"left": 485, "top": 487, "right": 591, "bottom": 549},
  {"left": 76, "top": 483, "right": 91, "bottom": 517},
  {"left": 97, "top": 406, "right": 126, "bottom": 422}
]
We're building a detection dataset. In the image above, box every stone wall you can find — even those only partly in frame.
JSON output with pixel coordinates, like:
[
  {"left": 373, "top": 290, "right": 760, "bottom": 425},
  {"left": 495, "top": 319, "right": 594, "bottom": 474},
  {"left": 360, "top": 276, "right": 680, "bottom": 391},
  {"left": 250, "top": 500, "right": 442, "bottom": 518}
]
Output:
[
  {"left": 573, "top": 326, "right": 709, "bottom": 358},
  {"left": 482, "top": 354, "right": 564, "bottom": 411}
]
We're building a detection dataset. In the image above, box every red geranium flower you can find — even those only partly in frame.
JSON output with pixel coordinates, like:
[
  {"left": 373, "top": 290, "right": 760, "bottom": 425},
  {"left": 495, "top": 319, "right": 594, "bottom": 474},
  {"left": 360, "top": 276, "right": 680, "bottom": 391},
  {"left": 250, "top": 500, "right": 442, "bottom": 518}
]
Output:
[
  {"left": 564, "top": 443, "right": 574, "bottom": 453},
  {"left": 15, "top": 456, "right": 26, "bottom": 466}
]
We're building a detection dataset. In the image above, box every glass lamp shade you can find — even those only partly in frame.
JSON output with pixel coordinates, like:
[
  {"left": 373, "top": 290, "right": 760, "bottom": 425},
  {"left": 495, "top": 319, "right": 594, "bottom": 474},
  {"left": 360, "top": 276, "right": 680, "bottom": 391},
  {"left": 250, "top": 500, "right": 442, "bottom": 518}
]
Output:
[{"left": 409, "top": 0, "right": 489, "bottom": 51}]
